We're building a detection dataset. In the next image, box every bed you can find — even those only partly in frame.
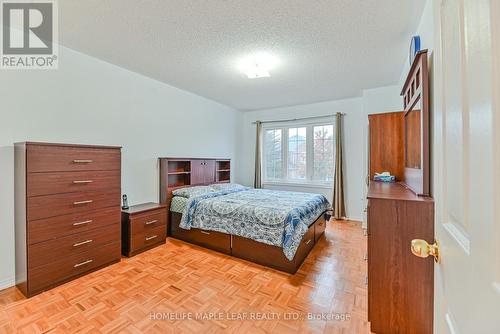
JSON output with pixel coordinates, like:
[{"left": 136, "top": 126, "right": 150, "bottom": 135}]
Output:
[{"left": 166, "top": 184, "right": 331, "bottom": 273}]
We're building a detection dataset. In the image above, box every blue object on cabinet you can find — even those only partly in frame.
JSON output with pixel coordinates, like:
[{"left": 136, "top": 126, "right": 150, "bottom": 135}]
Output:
[{"left": 409, "top": 35, "right": 421, "bottom": 65}]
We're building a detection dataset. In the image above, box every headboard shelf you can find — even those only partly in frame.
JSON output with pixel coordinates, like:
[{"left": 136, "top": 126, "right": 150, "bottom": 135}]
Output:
[
  {"left": 215, "top": 160, "right": 231, "bottom": 183},
  {"left": 166, "top": 160, "right": 191, "bottom": 174}
]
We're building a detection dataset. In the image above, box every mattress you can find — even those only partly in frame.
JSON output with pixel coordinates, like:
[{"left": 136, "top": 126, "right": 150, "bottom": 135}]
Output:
[
  {"left": 170, "top": 196, "right": 189, "bottom": 213},
  {"left": 179, "top": 187, "right": 331, "bottom": 260}
]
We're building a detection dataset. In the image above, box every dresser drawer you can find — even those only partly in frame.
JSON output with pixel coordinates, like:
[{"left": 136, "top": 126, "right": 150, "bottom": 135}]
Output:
[
  {"left": 28, "top": 191, "right": 120, "bottom": 221},
  {"left": 28, "top": 207, "right": 120, "bottom": 245},
  {"left": 130, "top": 225, "right": 166, "bottom": 253},
  {"left": 29, "top": 223, "right": 120, "bottom": 269},
  {"left": 28, "top": 170, "right": 120, "bottom": 197},
  {"left": 130, "top": 210, "right": 167, "bottom": 235},
  {"left": 28, "top": 241, "right": 120, "bottom": 294},
  {"left": 27, "top": 145, "right": 120, "bottom": 173}
]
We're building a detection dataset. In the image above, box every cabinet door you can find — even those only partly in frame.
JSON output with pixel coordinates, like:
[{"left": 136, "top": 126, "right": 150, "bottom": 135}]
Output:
[
  {"left": 203, "top": 160, "right": 215, "bottom": 184},
  {"left": 368, "top": 112, "right": 404, "bottom": 181},
  {"left": 191, "top": 160, "right": 205, "bottom": 185}
]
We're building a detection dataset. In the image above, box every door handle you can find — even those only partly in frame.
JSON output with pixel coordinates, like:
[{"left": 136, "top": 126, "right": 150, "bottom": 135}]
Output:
[{"left": 411, "top": 239, "right": 440, "bottom": 263}]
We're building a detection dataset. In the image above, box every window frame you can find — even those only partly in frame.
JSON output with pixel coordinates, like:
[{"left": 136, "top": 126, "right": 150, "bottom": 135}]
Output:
[{"left": 262, "top": 116, "right": 335, "bottom": 187}]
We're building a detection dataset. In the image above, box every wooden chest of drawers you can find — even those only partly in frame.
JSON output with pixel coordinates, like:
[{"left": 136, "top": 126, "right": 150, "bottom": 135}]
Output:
[
  {"left": 15, "top": 142, "right": 122, "bottom": 297},
  {"left": 121, "top": 203, "right": 167, "bottom": 257}
]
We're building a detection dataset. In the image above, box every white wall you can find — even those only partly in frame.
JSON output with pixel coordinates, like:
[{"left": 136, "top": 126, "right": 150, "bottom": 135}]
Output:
[
  {"left": 235, "top": 97, "right": 366, "bottom": 221},
  {"left": 363, "top": 86, "right": 402, "bottom": 115},
  {"left": 0, "top": 46, "right": 241, "bottom": 289}
]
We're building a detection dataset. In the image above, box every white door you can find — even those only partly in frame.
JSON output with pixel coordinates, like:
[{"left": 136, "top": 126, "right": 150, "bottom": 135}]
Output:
[{"left": 433, "top": 0, "right": 500, "bottom": 333}]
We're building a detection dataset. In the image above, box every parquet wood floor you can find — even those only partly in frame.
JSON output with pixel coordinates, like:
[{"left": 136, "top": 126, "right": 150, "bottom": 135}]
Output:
[{"left": 0, "top": 220, "right": 370, "bottom": 334}]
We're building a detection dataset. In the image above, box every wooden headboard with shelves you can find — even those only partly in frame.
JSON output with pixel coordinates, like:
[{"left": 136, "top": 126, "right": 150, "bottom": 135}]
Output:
[{"left": 158, "top": 157, "right": 231, "bottom": 210}]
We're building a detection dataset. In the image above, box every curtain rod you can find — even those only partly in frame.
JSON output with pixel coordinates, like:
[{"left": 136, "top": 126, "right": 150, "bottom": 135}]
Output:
[{"left": 251, "top": 113, "right": 345, "bottom": 124}]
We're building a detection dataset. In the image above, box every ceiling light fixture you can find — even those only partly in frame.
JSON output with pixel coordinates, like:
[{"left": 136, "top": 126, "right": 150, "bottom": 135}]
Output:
[{"left": 238, "top": 52, "right": 278, "bottom": 79}]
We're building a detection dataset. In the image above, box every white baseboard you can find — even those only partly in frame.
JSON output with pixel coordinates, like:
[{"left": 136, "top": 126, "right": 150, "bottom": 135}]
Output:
[{"left": 0, "top": 275, "right": 15, "bottom": 291}]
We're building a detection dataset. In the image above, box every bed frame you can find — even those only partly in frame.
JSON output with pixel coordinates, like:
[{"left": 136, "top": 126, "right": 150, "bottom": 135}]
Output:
[
  {"left": 169, "top": 211, "right": 327, "bottom": 274},
  {"left": 158, "top": 157, "right": 328, "bottom": 274}
]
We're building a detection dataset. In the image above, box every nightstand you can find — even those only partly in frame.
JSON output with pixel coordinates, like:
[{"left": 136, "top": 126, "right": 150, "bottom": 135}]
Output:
[{"left": 121, "top": 202, "right": 167, "bottom": 257}]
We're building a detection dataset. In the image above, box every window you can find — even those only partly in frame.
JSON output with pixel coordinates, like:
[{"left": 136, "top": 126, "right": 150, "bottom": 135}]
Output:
[
  {"left": 262, "top": 118, "right": 335, "bottom": 185},
  {"left": 313, "top": 125, "right": 334, "bottom": 182},
  {"left": 288, "top": 127, "right": 307, "bottom": 180},
  {"left": 263, "top": 129, "right": 282, "bottom": 180}
]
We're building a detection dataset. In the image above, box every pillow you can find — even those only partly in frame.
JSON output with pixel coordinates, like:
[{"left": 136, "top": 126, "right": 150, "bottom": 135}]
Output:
[
  {"left": 172, "top": 186, "right": 214, "bottom": 198},
  {"left": 209, "top": 183, "right": 248, "bottom": 192}
]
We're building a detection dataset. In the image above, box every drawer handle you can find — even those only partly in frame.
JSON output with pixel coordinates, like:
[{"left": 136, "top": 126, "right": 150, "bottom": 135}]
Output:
[
  {"left": 73, "top": 220, "right": 92, "bottom": 226},
  {"left": 200, "top": 230, "right": 210, "bottom": 235},
  {"left": 73, "top": 159, "right": 93, "bottom": 163},
  {"left": 73, "top": 239, "right": 93, "bottom": 247},
  {"left": 145, "top": 235, "right": 158, "bottom": 241},
  {"left": 305, "top": 239, "right": 312, "bottom": 245},
  {"left": 145, "top": 220, "right": 158, "bottom": 225},
  {"left": 73, "top": 200, "right": 93, "bottom": 205},
  {"left": 74, "top": 259, "right": 93, "bottom": 268},
  {"left": 73, "top": 180, "right": 94, "bottom": 184}
]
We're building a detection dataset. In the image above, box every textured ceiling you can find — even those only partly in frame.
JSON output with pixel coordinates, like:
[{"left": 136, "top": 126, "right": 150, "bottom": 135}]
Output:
[{"left": 58, "top": 1, "right": 425, "bottom": 111}]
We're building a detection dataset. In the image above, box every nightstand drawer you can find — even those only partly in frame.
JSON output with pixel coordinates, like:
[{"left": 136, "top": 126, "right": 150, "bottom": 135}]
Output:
[
  {"left": 130, "top": 210, "right": 166, "bottom": 235},
  {"left": 130, "top": 225, "right": 166, "bottom": 253}
]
